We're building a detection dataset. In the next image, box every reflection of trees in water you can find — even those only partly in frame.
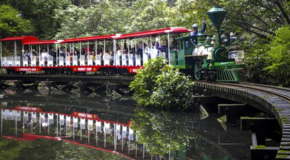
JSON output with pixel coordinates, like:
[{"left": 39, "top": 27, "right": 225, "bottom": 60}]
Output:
[
  {"left": 0, "top": 137, "right": 30, "bottom": 160},
  {"left": 131, "top": 107, "right": 243, "bottom": 160},
  {"left": 131, "top": 107, "right": 197, "bottom": 156},
  {"left": 0, "top": 138, "right": 129, "bottom": 160}
]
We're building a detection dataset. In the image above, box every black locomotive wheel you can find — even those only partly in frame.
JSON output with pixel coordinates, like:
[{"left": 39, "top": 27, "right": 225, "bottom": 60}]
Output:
[
  {"left": 203, "top": 73, "right": 209, "bottom": 81},
  {"left": 210, "top": 72, "right": 217, "bottom": 81}
]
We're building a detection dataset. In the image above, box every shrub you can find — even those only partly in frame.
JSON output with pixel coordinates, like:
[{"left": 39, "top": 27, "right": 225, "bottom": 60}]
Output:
[
  {"left": 130, "top": 57, "right": 195, "bottom": 110},
  {"left": 244, "top": 26, "right": 290, "bottom": 86}
]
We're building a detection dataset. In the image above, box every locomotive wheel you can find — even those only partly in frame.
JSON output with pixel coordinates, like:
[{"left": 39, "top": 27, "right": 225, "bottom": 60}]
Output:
[
  {"left": 203, "top": 73, "right": 209, "bottom": 81},
  {"left": 210, "top": 72, "right": 216, "bottom": 81},
  {"left": 194, "top": 61, "right": 203, "bottom": 80}
]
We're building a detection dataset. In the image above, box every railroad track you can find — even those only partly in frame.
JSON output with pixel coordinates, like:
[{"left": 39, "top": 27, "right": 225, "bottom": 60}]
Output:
[
  {"left": 198, "top": 81, "right": 290, "bottom": 159},
  {"left": 219, "top": 82, "right": 290, "bottom": 103}
]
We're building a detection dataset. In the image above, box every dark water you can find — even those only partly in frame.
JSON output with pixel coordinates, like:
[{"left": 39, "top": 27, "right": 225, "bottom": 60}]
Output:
[{"left": 0, "top": 86, "right": 251, "bottom": 160}]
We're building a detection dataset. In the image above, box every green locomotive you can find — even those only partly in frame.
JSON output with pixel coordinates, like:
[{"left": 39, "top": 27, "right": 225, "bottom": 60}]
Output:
[{"left": 170, "top": 6, "right": 244, "bottom": 82}]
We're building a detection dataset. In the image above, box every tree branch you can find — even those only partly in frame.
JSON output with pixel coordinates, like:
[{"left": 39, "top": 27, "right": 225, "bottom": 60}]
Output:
[
  {"left": 273, "top": 0, "right": 290, "bottom": 24},
  {"left": 236, "top": 23, "right": 269, "bottom": 39}
]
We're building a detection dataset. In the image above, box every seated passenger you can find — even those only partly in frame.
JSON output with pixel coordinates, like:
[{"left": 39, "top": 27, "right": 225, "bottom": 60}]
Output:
[
  {"left": 97, "top": 50, "right": 103, "bottom": 56},
  {"left": 103, "top": 49, "right": 110, "bottom": 56},
  {"left": 68, "top": 50, "right": 73, "bottom": 66},
  {"left": 23, "top": 49, "right": 31, "bottom": 64},
  {"left": 136, "top": 42, "right": 143, "bottom": 60},
  {"left": 49, "top": 48, "right": 56, "bottom": 65},
  {"left": 31, "top": 49, "right": 38, "bottom": 56},
  {"left": 60, "top": 47, "right": 66, "bottom": 59},
  {"left": 116, "top": 46, "right": 122, "bottom": 58},
  {"left": 155, "top": 39, "right": 169, "bottom": 60},
  {"left": 109, "top": 51, "right": 114, "bottom": 65},
  {"left": 81, "top": 48, "right": 86, "bottom": 55},
  {"left": 145, "top": 41, "right": 153, "bottom": 60},
  {"left": 90, "top": 50, "right": 96, "bottom": 65},
  {"left": 122, "top": 49, "right": 129, "bottom": 64},
  {"left": 73, "top": 47, "right": 80, "bottom": 60},
  {"left": 41, "top": 49, "right": 49, "bottom": 66},
  {"left": 129, "top": 50, "right": 136, "bottom": 65},
  {"left": 103, "top": 49, "right": 110, "bottom": 65}
]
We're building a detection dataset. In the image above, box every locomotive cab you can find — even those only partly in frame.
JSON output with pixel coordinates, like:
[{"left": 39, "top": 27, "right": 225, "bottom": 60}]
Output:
[
  {"left": 170, "top": 36, "right": 210, "bottom": 69},
  {"left": 171, "top": 34, "right": 213, "bottom": 78}
]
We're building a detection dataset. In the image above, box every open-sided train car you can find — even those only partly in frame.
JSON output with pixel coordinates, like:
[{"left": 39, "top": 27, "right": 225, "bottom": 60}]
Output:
[{"left": 0, "top": 27, "right": 192, "bottom": 75}]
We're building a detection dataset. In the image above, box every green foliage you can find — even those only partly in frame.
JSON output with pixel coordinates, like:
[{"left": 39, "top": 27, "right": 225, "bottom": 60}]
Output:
[
  {"left": 244, "top": 26, "right": 290, "bottom": 86},
  {"left": 130, "top": 57, "right": 195, "bottom": 110},
  {"left": 0, "top": 137, "right": 31, "bottom": 160},
  {"left": 2, "top": 0, "right": 71, "bottom": 39},
  {"left": 263, "top": 26, "right": 290, "bottom": 86},
  {"left": 217, "top": 0, "right": 290, "bottom": 39},
  {"left": 130, "top": 107, "right": 195, "bottom": 156},
  {"left": 0, "top": 5, "right": 33, "bottom": 38},
  {"left": 243, "top": 44, "right": 269, "bottom": 83},
  {"left": 54, "top": 0, "right": 131, "bottom": 39},
  {"left": 54, "top": 0, "right": 215, "bottom": 38}
]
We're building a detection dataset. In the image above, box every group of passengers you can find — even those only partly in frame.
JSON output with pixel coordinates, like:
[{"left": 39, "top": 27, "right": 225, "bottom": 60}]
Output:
[
  {"left": 22, "top": 38, "right": 172, "bottom": 66},
  {"left": 58, "top": 45, "right": 115, "bottom": 66},
  {"left": 23, "top": 48, "right": 57, "bottom": 66},
  {"left": 115, "top": 38, "right": 170, "bottom": 66}
]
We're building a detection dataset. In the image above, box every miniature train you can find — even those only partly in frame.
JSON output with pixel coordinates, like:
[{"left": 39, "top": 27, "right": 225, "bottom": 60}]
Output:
[{"left": 0, "top": 6, "right": 244, "bottom": 82}]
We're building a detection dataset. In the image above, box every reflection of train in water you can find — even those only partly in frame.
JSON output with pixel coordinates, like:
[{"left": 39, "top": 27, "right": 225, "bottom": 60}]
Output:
[
  {"left": 0, "top": 6, "right": 244, "bottom": 82},
  {"left": 1, "top": 106, "right": 137, "bottom": 160},
  {"left": 1, "top": 105, "right": 249, "bottom": 160}
]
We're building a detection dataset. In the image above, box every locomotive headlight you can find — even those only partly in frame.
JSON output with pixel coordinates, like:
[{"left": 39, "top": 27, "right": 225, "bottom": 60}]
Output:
[{"left": 221, "top": 34, "right": 228, "bottom": 44}]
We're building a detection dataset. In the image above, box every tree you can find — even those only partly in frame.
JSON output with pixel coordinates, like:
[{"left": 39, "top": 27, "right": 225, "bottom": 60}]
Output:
[
  {"left": 214, "top": 0, "right": 290, "bottom": 39},
  {"left": 0, "top": 5, "right": 33, "bottom": 39},
  {"left": 54, "top": 0, "right": 131, "bottom": 39},
  {"left": 130, "top": 58, "right": 196, "bottom": 110},
  {"left": 2, "top": 0, "right": 71, "bottom": 40},
  {"left": 243, "top": 26, "right": 290, "bottom": 86}
]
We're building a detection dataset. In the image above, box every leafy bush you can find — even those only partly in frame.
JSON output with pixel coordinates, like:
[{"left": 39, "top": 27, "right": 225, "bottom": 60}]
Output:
[
  {"left": 243, "top": 45, "right": 269, "bottom": 83},
  {"left": 244, "top": 26, "right": 290, "bottom": 86},
  {"left": 130, "top": 58, "right": 195, "bottom": 110}
]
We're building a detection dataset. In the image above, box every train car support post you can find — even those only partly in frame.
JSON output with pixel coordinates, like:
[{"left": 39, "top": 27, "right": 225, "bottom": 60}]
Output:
[
  {"left": 142, "top": 37, "right": 144, "bottom": 66},
  {"left": 0, "top": 112, "right": 3, "bottom": 135},
  {"left": 73, "top": 42, "right": 75, "bottom": 65},
  {"left": 21, "top": 44, "right": 24, "bottom": 66},
  {"left": 0, "top": 41, "right": 2, "bottom": 66},
  {"left": 80, "top": 42, "right": 82, "bottom": 56},
  {"left": 104, "top": 39, "right": 106, "bottom": 56},
  {"left": 14, "top": 41, "right": 17, "bottom": 62},
  {"left": 113, "top": 39, "right": 116, "bottom": 66},
  {"left": 15, "top": 113, "right": 17, "bottom": 136},
  {"left": 38, "top": 45, "right": 40, "bottom": 66},
  {"left": 168, "top": 33, "right": 170, "bottom": 65}
]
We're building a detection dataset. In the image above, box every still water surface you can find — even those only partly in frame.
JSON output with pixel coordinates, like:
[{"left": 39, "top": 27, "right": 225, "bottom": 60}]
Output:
[{"left": 0, "top": 87, "right": 251, "bottom": 160}]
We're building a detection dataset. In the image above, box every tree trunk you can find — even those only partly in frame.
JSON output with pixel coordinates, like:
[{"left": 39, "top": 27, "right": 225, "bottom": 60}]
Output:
[{"left": 74, "top": 0, "right": 80, "bottom": 6}]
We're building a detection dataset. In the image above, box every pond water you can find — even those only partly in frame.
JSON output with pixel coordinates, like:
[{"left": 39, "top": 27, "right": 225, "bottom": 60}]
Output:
[{"left": 0, "top": 86, "right": 251, "bottom": 160}]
